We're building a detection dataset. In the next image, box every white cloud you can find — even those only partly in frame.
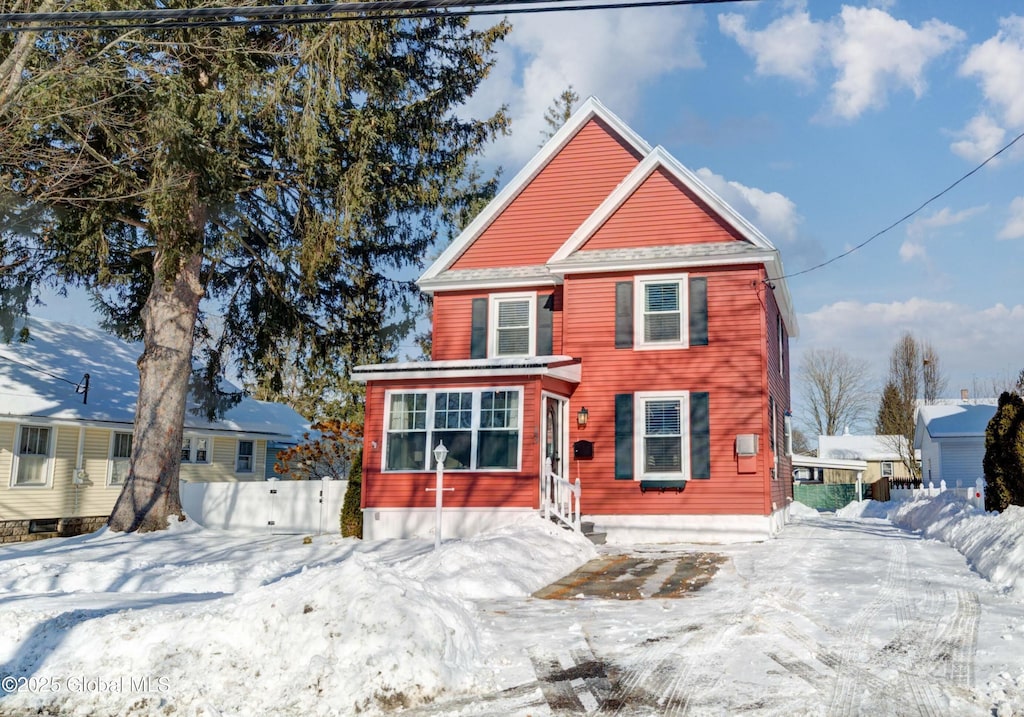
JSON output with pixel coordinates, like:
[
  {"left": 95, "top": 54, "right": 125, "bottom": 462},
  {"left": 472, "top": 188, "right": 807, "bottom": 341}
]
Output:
[
  {"left": 953, "top": 16, "right": 1024, "bottom": 165},
  {"left": 960, "top": 16, "right": 1024, "bottom": 128},
  {"left": 718, "top": 6, "right": 964, "bottom": 121},
  {"left": 998, "top": 196, "right": 1024, "bottom": 240},
  {"left": 718, "top": 10, "right": 825, "bottom": 86},
  {"left": 828, "top": 7, "right": 965, "bottom": 120},
  {"left": 950, "top": 113, "right": 1008, "bottom": 163},
  {"left": 694, "top": 167, "right": 800, "bottom": 244},
  {"left": 472, "top": 8, "right": 705, "bottom": 168},
  {"left": 899, "top": 204, "right": 986, "bottom": 265},
  {"left": 795, "top": 298, "right": 1024, "bottom": 396},
  {"left": 899, "top": 240, "right": 926, "bottom": 262}
]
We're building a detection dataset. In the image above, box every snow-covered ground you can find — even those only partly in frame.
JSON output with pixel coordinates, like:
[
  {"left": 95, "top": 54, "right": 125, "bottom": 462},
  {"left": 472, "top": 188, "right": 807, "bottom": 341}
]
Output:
[{"left": 0, "top": 495, "right": 1023, "bottom": 716}]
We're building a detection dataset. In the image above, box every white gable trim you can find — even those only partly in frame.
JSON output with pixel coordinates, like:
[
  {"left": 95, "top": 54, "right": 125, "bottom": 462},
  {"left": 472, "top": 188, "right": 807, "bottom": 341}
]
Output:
[
  {"left": 549, "top": 146, "right": 775, "bottom": 264},
  {"left": 417, "top": 97, "right": 652, "bottom": 287}
]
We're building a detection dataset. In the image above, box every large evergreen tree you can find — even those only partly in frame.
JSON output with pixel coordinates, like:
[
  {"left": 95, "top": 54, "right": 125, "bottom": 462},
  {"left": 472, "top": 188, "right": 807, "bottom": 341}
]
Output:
[
  {"left": 983, "top": 391, "right": 1024, "bottom": 512},
  {"left": 0, "top": 3, "right": 509, "bottom": 532}
]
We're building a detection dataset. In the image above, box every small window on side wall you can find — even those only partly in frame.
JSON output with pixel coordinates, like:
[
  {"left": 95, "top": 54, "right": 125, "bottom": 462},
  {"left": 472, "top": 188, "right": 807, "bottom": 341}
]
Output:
[
  {"left": 236, "top": 440, "right": 254, "bottom": 473},
  {"left": 14, "top": 425, "right": 51, "bottom": 486},
  {"left": 110, "top": 431, "right": 133, "bottom": 486},
  {"left": 881, "top": 461, "right": 893, "bottom": 478}
]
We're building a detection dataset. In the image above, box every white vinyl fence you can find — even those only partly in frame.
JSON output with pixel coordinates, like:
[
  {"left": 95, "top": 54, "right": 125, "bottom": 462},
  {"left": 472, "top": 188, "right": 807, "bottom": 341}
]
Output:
[
  {"left": 890, "top": 477, "right": 985, "bottom": 510},
  {"left": 181, "top": 477, "right": 348, "bottom": 535}
]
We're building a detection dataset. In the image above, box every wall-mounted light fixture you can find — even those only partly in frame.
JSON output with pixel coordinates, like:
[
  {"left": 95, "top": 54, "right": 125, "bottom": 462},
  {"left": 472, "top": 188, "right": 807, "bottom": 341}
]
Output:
[{"left": 577, "top": 406, "right": 589, "bottom": 428}]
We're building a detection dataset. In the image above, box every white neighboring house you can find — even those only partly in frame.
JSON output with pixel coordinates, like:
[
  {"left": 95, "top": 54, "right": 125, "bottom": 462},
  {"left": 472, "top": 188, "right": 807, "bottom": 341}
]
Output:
[
  {"left": 0, "top": 318, "right": 308, "bottom": 541},
  {"left": 914, "top": 402, "right": 998, "bottom": 487},
  {"left": 818, "top": 431, "right": 914, "bottom": 484}
]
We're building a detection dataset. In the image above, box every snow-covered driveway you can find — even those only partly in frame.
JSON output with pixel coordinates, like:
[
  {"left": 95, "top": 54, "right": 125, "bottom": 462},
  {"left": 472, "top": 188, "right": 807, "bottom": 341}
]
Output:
[
  {"left": 408, "top": 512, "right": 1024, "bottom": 716},
  {"left": 1, "top": 500, "right": 1023, "bottom": 716}
]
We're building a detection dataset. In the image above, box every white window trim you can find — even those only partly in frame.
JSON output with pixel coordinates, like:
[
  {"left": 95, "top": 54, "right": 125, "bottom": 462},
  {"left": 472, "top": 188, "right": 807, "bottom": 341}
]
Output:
[
  {"left": 634, "top": 273, "right": 689, "bottom": 350},
  {"left": 488, "top": 292, "right": 536, "bottom": 358},
  {"left": 181, "top": 434, "right": 212, "bottom": 465},
  {"left": 236, "top": 440, "right": 255, "bottom": 474},
  {"left": 10, "top": 423, "right": 55, "bottom": 489},
  {"left": 108, "top": 431, "right": 133, "bottom": 487},
  {"left": 634, "top": 391, "right": 690, "bottom": 481},
  {"left": 382, "top": 386, "right": 524, "bottom": 473},
  {"left": 881, "top": 461, "right": 894, "bottom": 478}
]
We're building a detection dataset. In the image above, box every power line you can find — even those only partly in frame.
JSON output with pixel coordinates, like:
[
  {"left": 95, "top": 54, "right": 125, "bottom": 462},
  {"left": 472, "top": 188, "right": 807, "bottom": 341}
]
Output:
[
  {"left": 1, "top": 353, "right": 91, "bottom": 402},
  {"left": 1, "top": 0, "right": 756, "bottom": 33},
  {"left": 772, "top": 127, "right": 1024, "bottom": 282}
]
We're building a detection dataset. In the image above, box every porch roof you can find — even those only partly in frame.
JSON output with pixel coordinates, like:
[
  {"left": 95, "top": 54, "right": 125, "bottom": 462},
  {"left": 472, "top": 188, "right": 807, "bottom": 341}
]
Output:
[{"left": 351, "top": 355, "right": 582, "bottom": 384}]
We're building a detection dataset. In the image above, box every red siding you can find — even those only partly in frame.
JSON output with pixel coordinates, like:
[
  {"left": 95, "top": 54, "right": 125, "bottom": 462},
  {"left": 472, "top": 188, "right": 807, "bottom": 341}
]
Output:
[
  {"left": 765, "top": 277, "right": 794, "bottom": 511},
  {"left": 362, "top": 376, "right": 545, "bottom": 510},
  {"left": 432, "top": 286, "right": 564, "bottom": 361},
  {"left": 451, "top": 119, "right": 642, "bottom": 270},
  {"left": 581, "top": 168, "right": 746, "bottom": 251},
  {"left": 562, "top": 266, "right": 775, "bottom": 516}
]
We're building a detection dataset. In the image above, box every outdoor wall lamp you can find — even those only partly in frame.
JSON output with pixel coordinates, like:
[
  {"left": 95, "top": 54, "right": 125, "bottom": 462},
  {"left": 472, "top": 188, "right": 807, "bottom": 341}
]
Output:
[{"left": 577, "top": 407, "right": 589, "bottom": 428}]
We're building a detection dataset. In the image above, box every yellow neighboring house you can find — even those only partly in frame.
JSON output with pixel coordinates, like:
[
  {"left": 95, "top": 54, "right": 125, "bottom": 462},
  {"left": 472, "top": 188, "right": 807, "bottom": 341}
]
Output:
[
  {"left": 817, "top": 430, "right": 914, "bottom": 484},
  {"left": 0, "top": 318, "right": 308, "bottom": 542}
]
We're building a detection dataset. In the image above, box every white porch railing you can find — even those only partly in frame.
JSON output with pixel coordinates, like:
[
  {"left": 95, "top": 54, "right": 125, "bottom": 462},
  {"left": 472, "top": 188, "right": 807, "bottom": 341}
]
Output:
[
  {"left": 890, "top": 477, "right": 986, "bottom": 511},
  {"left": 541, "top": 458, "right": 581, "bottom": 533}
]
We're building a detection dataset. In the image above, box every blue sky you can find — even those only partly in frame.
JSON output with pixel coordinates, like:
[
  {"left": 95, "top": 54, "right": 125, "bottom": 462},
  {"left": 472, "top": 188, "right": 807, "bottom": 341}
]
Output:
[
  {"left": 462, "top": 0, "right": 1024, "bottom": 406},
  {"left": 36, "top": 0, "right": 1024, "bottom": 419}
]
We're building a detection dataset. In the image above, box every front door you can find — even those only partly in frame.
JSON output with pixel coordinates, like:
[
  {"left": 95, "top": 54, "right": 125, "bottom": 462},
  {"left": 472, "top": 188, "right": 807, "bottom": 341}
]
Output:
[{"left": 543, "top": 395, "right": 567, "bottom": 479}]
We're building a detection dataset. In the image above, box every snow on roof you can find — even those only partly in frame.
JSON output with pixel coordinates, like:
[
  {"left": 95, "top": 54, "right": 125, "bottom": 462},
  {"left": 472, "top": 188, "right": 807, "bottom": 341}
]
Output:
[
  {"left": 0, "top": 318, "right": 308, "bottom": 439},
  {"left": 917, "top": 402, "right": 998, "bottom": 439},
  {"left": 817, "top": 434, "right": 908, "bottom": 461}
]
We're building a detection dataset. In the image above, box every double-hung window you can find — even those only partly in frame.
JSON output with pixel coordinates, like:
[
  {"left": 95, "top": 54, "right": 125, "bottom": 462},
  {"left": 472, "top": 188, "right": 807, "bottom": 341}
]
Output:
[
  {"left": 384, "top": 388, "right": 522, "bottom": 472},
  {"left": 14, "top": 425, "right": 51, "bottom": 486},
  {"left": 881, "top": 461, "right": 894, "bottom": 479},
  {"left": 181, "top": 436, "right": 210, "bottom": 464},
  {"left": 490, "top": 294, "right": 535, "bottom": 357},
  {"left": 635, "top": 274, "right": 688, "bottom": 349},
  {"left": 236, "top": 441, "right": 254, "bottom": 473},
  {"left": 635, "top": 392, "right": 689, "bottom": 480},
  {"left": 109, "top": 431, "right": 133, "bottom": 486}
]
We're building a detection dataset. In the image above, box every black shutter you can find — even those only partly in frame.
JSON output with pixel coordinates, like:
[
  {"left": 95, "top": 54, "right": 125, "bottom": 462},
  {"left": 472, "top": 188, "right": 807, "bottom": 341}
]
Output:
[
  {"left": 689, "top": 277, "right": 708, "bottom": 347},
  {"left": 536, "top": 294, "right": 554, "bottom": 356},
  {"left": 615, "top": 282, "right": 633, "bottom": 349},
  {"left": 615, "top": 393, "right": 633, "bottom": 479},
  {"left": 470, "top": 298, "right": 488, "bottom": 359},
  {"left": 690, "top": 392, "right": 710, "bottom": 479}
]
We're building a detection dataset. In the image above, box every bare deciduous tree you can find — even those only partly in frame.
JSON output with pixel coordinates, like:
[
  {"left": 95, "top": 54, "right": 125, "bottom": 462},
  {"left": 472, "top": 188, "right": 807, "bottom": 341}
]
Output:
[
  {"left": 798, "top": 347, "right": 874, "bottom": 438},
  {"left": 876, "top": 332, "right": 948, "bottom": 480}
]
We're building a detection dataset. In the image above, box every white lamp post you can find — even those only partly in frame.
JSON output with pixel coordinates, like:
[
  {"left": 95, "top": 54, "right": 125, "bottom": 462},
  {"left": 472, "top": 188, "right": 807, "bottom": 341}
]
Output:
[{"left": 426, "top": 441, "right": 452, "bottom": 550}]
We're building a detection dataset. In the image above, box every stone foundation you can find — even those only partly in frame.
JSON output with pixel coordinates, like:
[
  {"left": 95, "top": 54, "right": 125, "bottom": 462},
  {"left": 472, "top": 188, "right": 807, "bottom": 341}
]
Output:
[{"left": 0, "top": 516, "right": 108, "bottom": 544}]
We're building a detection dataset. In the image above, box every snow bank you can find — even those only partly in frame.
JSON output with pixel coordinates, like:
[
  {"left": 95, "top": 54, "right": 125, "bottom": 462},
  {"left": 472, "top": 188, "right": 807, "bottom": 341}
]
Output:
[
  {"left": 889, "top": 494, "right": 1024, "bottom": 597},
  {"left": 835, "top": 493, "right": 1024, "bottom": 598},
  {"left": 0, "top": 517, "right": 594, "bottom": 715}
]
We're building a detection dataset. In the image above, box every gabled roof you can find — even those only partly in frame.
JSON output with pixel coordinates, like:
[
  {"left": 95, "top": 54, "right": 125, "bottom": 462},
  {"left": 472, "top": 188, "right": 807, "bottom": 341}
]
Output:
[
  {"left": 818, "top": 433, "right": 908, "bottom": 462},
  {"left": 0, "top": 318, "right": 308, "bottom": 439},
  {"left": 418, "top": 97, "right": 651, "bottom": 287},
  {"left": 416, "top": 96, "right": 799, "bottom": 337},
  {"left": 549, "top": 146, "right": 775, "bottom": 263},
  {"left": 915, "top": 402, "right": 998, "bottom": 445}
]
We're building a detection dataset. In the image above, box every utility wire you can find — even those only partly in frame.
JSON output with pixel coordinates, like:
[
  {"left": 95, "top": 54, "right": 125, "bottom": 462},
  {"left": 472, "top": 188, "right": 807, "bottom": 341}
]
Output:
[
  {"left": 1, "top": 0, "right": 756, "bottom": 33},
  {"left": 771, "top": 127, "right": 1024, "bottom": 282},
  {"left": 1, "top": 352, "right": 90, "bottom": 392}
]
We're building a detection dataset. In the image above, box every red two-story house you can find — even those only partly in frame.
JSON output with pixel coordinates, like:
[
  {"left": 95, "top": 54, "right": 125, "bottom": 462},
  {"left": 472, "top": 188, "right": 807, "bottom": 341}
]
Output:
[{"left": 353, "top": 98, "right": 797, "bottom": 544}]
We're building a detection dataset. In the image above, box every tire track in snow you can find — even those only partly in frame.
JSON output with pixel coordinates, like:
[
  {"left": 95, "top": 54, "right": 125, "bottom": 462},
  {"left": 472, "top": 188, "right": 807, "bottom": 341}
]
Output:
[{"left": 827, "top": 540, "right": 912, "bottom": 717}]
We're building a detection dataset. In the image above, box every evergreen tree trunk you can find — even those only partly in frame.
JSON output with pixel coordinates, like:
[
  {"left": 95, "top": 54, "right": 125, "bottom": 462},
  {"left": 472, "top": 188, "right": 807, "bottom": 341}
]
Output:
[{"left": 108, "top": 243, "right": 204, "bottom": 532}]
